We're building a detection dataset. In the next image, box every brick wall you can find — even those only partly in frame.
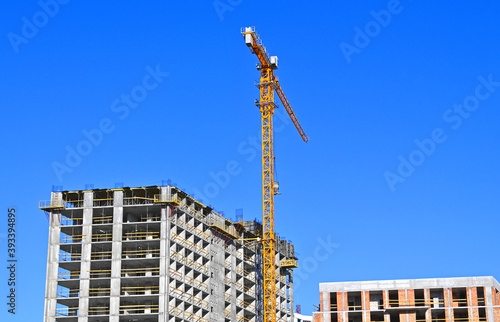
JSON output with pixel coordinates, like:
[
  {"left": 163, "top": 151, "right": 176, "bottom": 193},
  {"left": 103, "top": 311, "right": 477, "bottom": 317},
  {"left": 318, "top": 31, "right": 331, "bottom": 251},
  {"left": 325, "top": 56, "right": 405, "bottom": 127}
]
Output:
[{"left": 337, "top": 292, "right": 344, "bottom": 322}]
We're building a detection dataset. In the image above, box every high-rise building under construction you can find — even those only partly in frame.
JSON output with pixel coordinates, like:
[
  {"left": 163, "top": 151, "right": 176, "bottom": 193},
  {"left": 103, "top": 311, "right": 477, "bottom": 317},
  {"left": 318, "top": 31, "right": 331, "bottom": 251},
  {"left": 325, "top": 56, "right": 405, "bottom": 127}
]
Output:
[{"left": 41, "top": 185, "right": 297, "bottom": 322}]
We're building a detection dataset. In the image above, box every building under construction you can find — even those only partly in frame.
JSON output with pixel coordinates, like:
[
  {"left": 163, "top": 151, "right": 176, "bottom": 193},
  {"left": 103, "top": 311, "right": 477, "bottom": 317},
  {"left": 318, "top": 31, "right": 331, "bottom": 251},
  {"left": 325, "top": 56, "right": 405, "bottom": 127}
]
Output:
[
  {"left": 41, "top": 185, "right": 297, "bottom": 322},
  {"left": 313, "top": 276, "right": 500, "bottom": 322}
]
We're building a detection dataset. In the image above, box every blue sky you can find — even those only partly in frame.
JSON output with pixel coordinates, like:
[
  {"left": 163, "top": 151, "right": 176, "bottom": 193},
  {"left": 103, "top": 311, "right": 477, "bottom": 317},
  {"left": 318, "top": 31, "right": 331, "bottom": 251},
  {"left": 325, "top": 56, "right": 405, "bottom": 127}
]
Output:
[{"left": 1, "top": 0, "right": 500, "bottom": 319}]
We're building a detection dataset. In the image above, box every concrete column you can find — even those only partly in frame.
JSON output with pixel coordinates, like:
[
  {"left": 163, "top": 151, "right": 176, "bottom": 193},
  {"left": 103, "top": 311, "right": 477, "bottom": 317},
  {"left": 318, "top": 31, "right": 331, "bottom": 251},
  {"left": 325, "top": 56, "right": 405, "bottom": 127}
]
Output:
[
  {"left": 230, "top": 243, "right": 236, "bottom": 322},
  {"left": 159, "top": 186, "right": 171, "bottom": 322},
  {"left": 78, "top": 191, "right": 93, "bottom": 321},
  {"left": 344, "top": 292, "right": 349, "bottom": 311},
  {"left": 383, "top": 290, "right": 390, "bottom": 322},
  {"left": 323, "top": 291, "right": 330, "bottom": 322},
  {"left": 383, "top": 290, "right": 389, "bottom": 309},
  {"left": 424, "top": 289, "right": 432, "bottom": 321},
  {"left": 485, "top": 287, "right": 494, "bottom": 322},
  {"left": 208, "top": 232, "right": 224, "bottom": 321},
  {"left": 443, "top": 288, "right": 453, "bottom": 322},
  {"left": 109, "top": 190, "right": 123, "bottom": 322},
  {"left": 43, "top": 192, "right": 63, "bottom": 322},
  {"left": 342, "top": 292, "right": 348, "bottom": 322}
]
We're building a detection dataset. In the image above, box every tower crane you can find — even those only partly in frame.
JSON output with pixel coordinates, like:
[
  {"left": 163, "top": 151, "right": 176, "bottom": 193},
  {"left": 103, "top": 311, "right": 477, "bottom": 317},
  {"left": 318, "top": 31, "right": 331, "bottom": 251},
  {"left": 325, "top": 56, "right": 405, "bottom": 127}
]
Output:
[{"left": 241, "top": 26, "right": 308, "bottom": 322}]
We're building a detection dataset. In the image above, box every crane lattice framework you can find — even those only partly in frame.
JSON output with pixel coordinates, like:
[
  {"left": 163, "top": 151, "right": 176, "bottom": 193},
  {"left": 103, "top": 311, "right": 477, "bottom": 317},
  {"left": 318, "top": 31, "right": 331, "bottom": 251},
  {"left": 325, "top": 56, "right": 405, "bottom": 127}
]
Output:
[{"left": 241, "top": 26, "right": 308, "bottom": 322}]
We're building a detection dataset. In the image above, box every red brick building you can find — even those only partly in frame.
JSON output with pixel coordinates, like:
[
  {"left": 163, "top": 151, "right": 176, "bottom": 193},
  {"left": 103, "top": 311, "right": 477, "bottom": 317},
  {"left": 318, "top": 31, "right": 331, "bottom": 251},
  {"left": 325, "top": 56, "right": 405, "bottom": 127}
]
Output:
[{"left": 313, "top": 276, "right": 500, "bottom": 322}]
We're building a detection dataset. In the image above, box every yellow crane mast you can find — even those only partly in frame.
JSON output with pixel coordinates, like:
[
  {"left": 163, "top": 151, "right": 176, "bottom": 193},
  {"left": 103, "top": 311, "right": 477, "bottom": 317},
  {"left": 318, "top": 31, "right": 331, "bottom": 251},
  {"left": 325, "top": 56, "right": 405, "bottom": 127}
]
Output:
[{"left": 241, "top": 26, "right": 308, "bottom": 322}]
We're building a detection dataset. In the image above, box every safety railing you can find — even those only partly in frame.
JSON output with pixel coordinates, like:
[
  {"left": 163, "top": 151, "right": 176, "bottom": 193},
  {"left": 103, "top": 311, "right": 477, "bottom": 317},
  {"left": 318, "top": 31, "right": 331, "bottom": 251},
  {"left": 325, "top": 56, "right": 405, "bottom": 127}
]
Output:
[
  {"left": 207, "top": 214, "right": 240, "bottom": 239},
  {"left": 92, "top": 233, "right": 112, "bottom": 242},
  {"left": 423, "top": 319, "right": 487, "bottom": 322},
  {"left": 40, "top": 199, "right": 85, "bottom": 210},
  {"left": 88, "top": 306, "right": 110, "bottom": 315},
  {"left": 387, "top": 298, "right": 444, "bottom": 307},
  {"left": 121, "top": 285, "right": 159, "bottom": 295},
  {"left": 169, "top": 306, "right": 183, "bottom": 318},
  {"left": 170, "top": 250, "right": 208, "bottom": 275},
  {"left": 60, "top": 234, "right": 85, "bottom": 244},
  {"left": 225, "top": 277, "right": 233, "bottom": 286},
  {"left": 55, "top": 307, "right": 78, "bottom": 316},
  {"left": 171, "top": 216, "right": 211, "bottom": 240},
  {"left": 185, "top": 275, "right": 209, "bottom": 293},
  {"left": 123, "top": 196, "right": 155, "bottom": 206},
  {"left": 121, "top": 267, "right": 159, "bottom": 277},
  {"left": 89, "top": 269, "right": 111, "bottom": 278},
  {"left": 141, "top": 215, "right": 160, "bottom": 222},
  {"left": 184, "top": 220, "right": 210, "bottom": 240},
  {"left": 242, "top": 283, "right": 253, "bottom": 293},
  {"left": 122, "top": 248, "right": 160, "bottom": 259},
  {"left": 119, "top": 304, "right": 158, "bottom": 314},
  {"left": 237, "top": 267, "right": 256, "bottom": 281},
  {"left": 58, "top": 271, "right": 80, "bottom": 280},
  {"left": 179, "top": 202, "right": 206, "bottom": 222},
  {"left": 171, "top": 232, "right": 209, "bottom": 257},
  {"left": 91, "top": 250, "right": 112, "bottom": 260},
  {"left": 237, "top": 313, "right": 251, "bottom": 322},
  {"left": 57, "top": 289, "right": 80, "bottom": 298},
  {"left": 93, "top": 198, "right": 114, "bottom": 207},
  {"left": 347, "top": 305, "right": 362, "bottom": 311},
  {"left": 93, "top": 215, "right": 113, "bottom": 224},
  {"left": 39, "top": 199, "right": 66, "bottom": 210},
  {"left": 238, "top": 298, "right": 256, "bottom": 312},
  {"left": 122, "top": 231, "right": 160, "bottom": 240},
  {"left": 61, "top": 217, "right": 83, "bottom": 226},
  {"left": 168, "top": 286, "right": 209, "bottom": 309},
  {"left": 154, "top": 194, "right": 181, "bottom": 204},
  {"left": 277, "top": 289, "right": 287, "bottom": 299},
  {"left": 280, "top": 259, "right": 298, "bottom": 268},
  {"left": 169, "top": 267, "right": 182, "bottom": 280},
  {"left": 59, "top": 252, "right": 81, "bottom": 261},
  {"left": 185, "top": 311, "right": 209, "bottom": 322},
  {"left": 235, "top": 250, "right": 254, "bottom": 262},
  {"left": 451, "top": 298, "right": 469, "bottom": 306},
  {"left": 89, "top": 288, "right": 111, "bottom": 296}
]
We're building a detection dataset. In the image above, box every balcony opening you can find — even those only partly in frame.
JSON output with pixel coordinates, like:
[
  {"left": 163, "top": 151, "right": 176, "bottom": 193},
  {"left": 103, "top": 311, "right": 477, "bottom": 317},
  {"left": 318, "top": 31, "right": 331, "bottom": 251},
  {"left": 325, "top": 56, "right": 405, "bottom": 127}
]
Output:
[
  {"left": 370, "top": 291, "right": 383, "bottom": 310},
  {"left": 370, "top": 311, "right": 384, "bottom": 322},
  {"left": 389, "top": 290, "right": 399, "bottom": 308},
  {"left": 452, "top": 288, "right": 467, "bottom": 307},
  {"left": 414, "top": 289, "right": 425, "bottom": 307},
  {"left": 431, "top": 310, "right": 445, "bottom": 322},
  {"left": 429, "top": 289, "right": 444, "bottom": 308},
  {"left": 389, "top": 311, "right": 400, "bottom": 322},
  {"left": 330, "top": 292, "right": 338, "bottom": 311},
  {"left": 478, "top": 308, "right": 486, "bottom": 321},
  {"left": 348, "top": 311, "right": 362, "bottom": 322},
  {"left": 477, "top": 287, "right": 485, "bottom": 306},
  {"left": 348, "top": 292, "right": 362, "bottom": 311}
]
